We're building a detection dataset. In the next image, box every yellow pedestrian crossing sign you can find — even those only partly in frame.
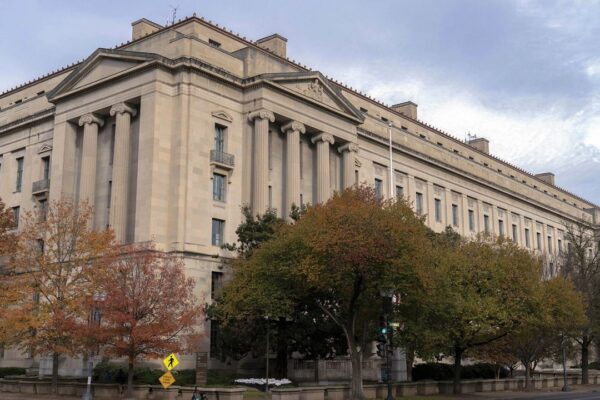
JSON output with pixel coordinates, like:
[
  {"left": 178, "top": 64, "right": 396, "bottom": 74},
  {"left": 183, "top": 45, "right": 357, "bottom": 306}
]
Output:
[
  {"left": 163, "top": 353, "right": 179, "bottom": 371},
  {"left": 159, "top": 371, "right": 176, "bottom": 389}
]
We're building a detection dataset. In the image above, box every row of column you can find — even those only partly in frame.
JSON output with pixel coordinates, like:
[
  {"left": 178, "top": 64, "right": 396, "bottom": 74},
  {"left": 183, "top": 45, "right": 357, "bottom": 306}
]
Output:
[
  {"left": 77, "top": 102, "right": 136, "bottom": 242},
  {"left": 248, "top": 109, "right": 358, "bottom": 216}
]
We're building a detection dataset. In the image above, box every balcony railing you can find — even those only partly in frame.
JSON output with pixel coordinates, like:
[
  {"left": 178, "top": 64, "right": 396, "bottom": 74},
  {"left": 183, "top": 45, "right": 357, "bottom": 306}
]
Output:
[
  {"left": 32, "top": 179, "right": 50, "bottom": 194},
  {"left": 210, "top": 150, "right": 235, "bottom": 168}
]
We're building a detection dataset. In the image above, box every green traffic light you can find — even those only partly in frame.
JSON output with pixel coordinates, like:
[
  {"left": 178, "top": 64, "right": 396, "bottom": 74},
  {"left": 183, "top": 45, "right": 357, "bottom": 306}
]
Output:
[{"left": 380, "top": 327, "right": 387, "bottom": 334}]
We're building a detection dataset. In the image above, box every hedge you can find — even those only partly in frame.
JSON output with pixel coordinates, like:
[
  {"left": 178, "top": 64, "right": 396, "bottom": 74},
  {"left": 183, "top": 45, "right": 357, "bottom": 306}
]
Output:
[
  {"left": 0, "top": 367, "right": 27, "bottom": 378},
  {"left": 412, "top": 362, "right": 509, "bottom": 381},
  {"left": 93, "top": 361, "right": 195, "bottom": 385}
]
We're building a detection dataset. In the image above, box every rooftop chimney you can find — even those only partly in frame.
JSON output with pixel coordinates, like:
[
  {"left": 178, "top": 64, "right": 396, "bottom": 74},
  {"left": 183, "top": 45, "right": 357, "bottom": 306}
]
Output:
[
  {"left": 535, "top": 172, "right": 555, "bottom": 186},
  {"left": 256, "top": 34, "right": 288, "bottom": 58},
  {"left": 467, "top": 137, "right": 490, "bottom": 154},
  {"left": 391, "top": 101, "right": 418, "bottom": 120},
  {"left": 131, "top": 18, "right": 163, "bottom": 41}
]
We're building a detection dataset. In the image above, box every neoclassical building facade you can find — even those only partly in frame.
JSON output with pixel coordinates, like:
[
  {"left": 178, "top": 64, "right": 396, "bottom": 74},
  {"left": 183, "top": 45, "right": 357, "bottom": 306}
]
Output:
[{"left": 0, "top": 15, "right": 598, "bottom": 374}]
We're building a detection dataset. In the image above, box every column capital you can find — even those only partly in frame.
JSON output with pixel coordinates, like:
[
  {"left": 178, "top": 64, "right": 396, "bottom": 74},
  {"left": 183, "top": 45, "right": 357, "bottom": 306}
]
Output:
[
  {"left": 311, "top": 133, "right": 335, "bottom": 145},
  {"left": 110, "top": 102, "right": 137, "bottom": 117},
  {"left": 338, "top": 142, "right": 359, "bottom": 154},
  {"left": 78, "top": 113, "right": 104, "bottom": 127},
  {"left": 248, "top": 109, "right": 275, "bottom": 123},
  {"left": 281, "top": 121, "right": 306, "bottom": 135}
]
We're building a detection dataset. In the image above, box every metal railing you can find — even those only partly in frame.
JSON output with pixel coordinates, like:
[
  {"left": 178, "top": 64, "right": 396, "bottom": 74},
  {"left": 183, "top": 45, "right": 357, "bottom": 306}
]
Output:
[
  {"left": 210, "top": 150, "right": 235, "bottom": 167},
  {"left": 32, "top": 179, "right": 50, "bottom": 193}
]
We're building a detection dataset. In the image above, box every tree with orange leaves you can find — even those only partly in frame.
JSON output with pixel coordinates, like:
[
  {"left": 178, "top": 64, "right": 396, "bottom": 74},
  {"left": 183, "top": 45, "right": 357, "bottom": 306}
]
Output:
[
  {"left": 0, "top": 199, "right": 21, "bottom": 346},
  {"left": 8, "top": 199, "right": 116, "bottom": 394},
  {"left": 94, "top": 242, "right": 203, "bottom": 397}
]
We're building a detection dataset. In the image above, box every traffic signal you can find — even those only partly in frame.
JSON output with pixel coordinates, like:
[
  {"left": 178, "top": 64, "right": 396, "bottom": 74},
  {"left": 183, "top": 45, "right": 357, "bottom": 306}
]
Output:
[{"left": 379, "top": 315, "right": 388, "bottom": 335}]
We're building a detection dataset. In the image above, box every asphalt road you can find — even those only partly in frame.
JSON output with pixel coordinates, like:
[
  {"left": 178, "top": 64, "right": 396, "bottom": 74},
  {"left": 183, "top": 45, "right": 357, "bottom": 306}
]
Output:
[{"left": 472, "top": 388, "right": 600, "bottom": 400}]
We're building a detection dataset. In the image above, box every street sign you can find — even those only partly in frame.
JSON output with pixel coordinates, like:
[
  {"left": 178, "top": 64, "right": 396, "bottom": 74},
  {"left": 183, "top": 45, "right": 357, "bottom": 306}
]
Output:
[
  {"left": 159, "top": 371, "right": 176, "bottom": 389},
  {"left": 163, "top": 353, "right": 179, "bottom": 371}
]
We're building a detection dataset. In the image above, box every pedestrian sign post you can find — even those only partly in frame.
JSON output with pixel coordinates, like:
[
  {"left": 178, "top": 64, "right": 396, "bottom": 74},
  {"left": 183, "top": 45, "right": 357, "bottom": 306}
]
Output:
[
  {"left": 159, "top": 371, "right": 176, "bottom": 389},
  {"left": 163, "top": 353, "right": 179, "bottom": 371}
]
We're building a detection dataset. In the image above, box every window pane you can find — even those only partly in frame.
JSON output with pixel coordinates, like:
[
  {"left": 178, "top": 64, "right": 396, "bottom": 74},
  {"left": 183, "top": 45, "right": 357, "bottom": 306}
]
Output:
[
  {"left": 214, "top": 125, "right": 225, "bottom": 153},
  {"left": 213, "top": 174, "right": 225, "bottom": 201},
  {"left": 452, "top": 205, "right": 459, "bottom": 227},
  {"left": 498, "top": 220, "right": 504, "bottom": 236},
  {"left": 16, "top": 157, "right": 24, "bottom": 192},
  {"left": 484, "top": 215, "right": 490, "bottom": 233},
  {"left": 374, "top": 179, "right": 383, "bottom": 200},
  {"left": 468, "top": 210, "right": 475, "bottom": 231},
  {"left": 396, "top": 185, "right": 403, "bottom": 198},
  {"left": 416, "top": 193, "right": 423, "bottom": 215},
  {"left": 212, "top": 219, "right": 224, "bottom": 246},
  {"left": 512, "top": 224, "right": 518, "bottom": 242},
  {"left": 435, "top": 199, "right": 442, "bottom": 222}
]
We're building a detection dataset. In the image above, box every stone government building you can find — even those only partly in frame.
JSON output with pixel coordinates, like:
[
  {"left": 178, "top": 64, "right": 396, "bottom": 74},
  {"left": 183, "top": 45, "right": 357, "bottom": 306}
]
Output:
[{"left": 0, "top": 15, "right": 598, "bottom": 377}]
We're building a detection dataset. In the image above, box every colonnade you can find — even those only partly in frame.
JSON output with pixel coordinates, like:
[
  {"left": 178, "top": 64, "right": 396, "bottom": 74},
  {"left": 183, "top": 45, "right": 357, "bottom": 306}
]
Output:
[
  {"left": 248, "top": 108, "right": 358, "bottom": 217},
  {"left": 77, "top": 102, "right": 136, "bottom": 242}
]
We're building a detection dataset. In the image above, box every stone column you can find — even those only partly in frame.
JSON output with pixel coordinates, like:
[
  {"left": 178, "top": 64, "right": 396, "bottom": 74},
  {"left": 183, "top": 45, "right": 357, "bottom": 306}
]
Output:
[
  {"left": 281, "top": 121, "right": 306, "bottom": 217},
  {"left": 109, "top": 103, "right": 137, "bottom": 242},
  {"left": 461, "top": 194, "right": 470, "bottom": 236},
  {"left": 445, "top": 188, "right": 454, "bottom": 228},
  {"left": 78, "top": 113, "right": 104, "bottom": 218},
  {"left": 406, "top": 174, "right": 415, "bottom": 202},
  {"left": 248, "top": 110, "right": 275, "bottom": 216},
  {"left": 338, "top": 142, "right": 359, "bottom": 189},
  {"left": 311, "top": 133, "right": 335, "bottom": 203}
]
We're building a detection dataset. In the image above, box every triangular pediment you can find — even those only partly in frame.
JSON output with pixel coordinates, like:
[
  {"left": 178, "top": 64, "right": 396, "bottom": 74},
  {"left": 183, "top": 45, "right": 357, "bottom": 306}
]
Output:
[
  {"left": 38, "top": 144, "right": 52, "bottom": 154},
  {"left": 262, "top": 72, "right": 364, "bottom": 123},
  {"left": 48, "top": 49, "right": 161, "bottom": 101},
  {"left": 211, "top": 110, "right": 233, "bottom": 122}
]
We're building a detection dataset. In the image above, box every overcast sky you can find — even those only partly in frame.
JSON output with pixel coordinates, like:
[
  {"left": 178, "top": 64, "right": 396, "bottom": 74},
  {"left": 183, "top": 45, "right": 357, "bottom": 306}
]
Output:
[{"left": 1, "top": 0, "right": 598, "bottom": 204}]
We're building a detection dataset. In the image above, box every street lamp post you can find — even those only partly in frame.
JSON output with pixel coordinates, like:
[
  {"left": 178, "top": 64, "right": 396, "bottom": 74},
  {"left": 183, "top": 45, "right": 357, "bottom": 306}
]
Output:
[
  {"left": 561, "top": 333, "right": 570, "bottom": 392},
  {"left": 380, "top": 289, "right": 394, "bottom": 400},
  {"left": 265, "top": 315, "right": 270, "bottom": 393},
  {"left": 82, "top": 292, "right": 106, "bottom": 400}
]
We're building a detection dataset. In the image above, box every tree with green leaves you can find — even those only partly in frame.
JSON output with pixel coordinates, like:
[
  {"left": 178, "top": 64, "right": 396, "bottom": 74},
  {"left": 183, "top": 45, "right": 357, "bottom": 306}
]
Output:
[
  {"left": 561, "top": 215, "right": 600, "bottom": 384},
  {"left": 402, "top": 231, "right": 541, "bottom": 394},
  {"left": 217, "top": 186, "right": 429, "bottom": 399}
]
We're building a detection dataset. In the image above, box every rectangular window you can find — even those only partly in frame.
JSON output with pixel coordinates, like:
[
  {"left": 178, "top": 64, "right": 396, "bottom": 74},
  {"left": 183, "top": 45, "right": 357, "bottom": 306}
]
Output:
[
  {"left": 212, "top": 218, "right": 224, "bottom": 246},
  {"left": 209, "top": 39, "right": 221, "bottom": 48},
  {"left": 558, "top": 239, "right": 562, "bottom": 254},
  {"left": 468, "top": 210, "right": 475, "bottom": 231},
  {"left": 537, "top": 232, "right": 542, "bottom": 250},
  {"left": 396, "top": 185, "right": 404, "bottom": 198},
  {"left": 484, "top": 215, "right": 490, "bottom": 233},
  {"left": 434, "top": 199, "right": 442, "bottom": 222},
  {"left": 42, "top": 156, "right": 50, "bottom": 181},
  {"left": 211, "top": 271, "right": 223, "bottom": 299},
  {"left": 15, "top": 157, "right": 23, "bottom": 192},
  {"left": 374, "top": 178, "right": 383, "bottom": 200},
  {"left": 210, "top": 320, "right": 220, "bottom": 358},
  {"left": 212, "top": 174, "right": 226, "bottom": 201},
  {"left": 452, "top": 204, "right": 459, "bottom": 227},
  {"left": 548, "top": 236, "right": 553, "bottom": 253},
  {"left": 214, "top": 125, "right": 225, "bottom": 153},
  {"left": 355, "top": 170, "right": 359, "bottom": 185},
  {"left": 498, "top": 220, "right": 504, "bottom": 236},
  {"left": 512, "top": 224, "right": 518, "bottom": 242},
  {"left": 549, "top": 262, "right": 555, "bottom": 276},
  {"left": 12, "top": 206, "right": 20, "bottom": 229},
  {"left": 416, "top": 193, "right": 423, "bottom": 215},
  {"left": 525, "top": 228, "right": 531, "bottom": 248},
  {"left": 39, "top": 199, "right": 48, "bottom": 222}
]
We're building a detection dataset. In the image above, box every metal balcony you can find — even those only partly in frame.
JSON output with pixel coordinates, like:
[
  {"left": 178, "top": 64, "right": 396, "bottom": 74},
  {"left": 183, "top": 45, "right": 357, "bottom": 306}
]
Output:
[
  {"left": 210, "top": 150, "right": 235, "bottom": 169},
  {"left": 32, "top": 179, "right": 50, "bottom": 195}
]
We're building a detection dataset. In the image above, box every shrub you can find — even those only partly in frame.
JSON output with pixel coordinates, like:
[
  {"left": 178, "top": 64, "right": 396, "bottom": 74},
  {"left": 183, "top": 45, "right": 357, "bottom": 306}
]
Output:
[
  {"left": 93, "top": 361, "right": 196, "bottom": 385},
  {"left": 0, "top": 367, "right": 27, "bottom": 378},
  {"left": 588, "top": 361, "right": 600, "bottom": 370},
  {"left": 412, "top": 362, "right": 508, "bottom": 381}
]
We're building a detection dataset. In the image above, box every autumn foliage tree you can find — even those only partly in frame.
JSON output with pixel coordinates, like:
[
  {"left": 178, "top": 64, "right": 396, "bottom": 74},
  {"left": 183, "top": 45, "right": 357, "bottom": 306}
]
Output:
[
  {"left": 0, "top": 199, "right": 20, "bottom": 346},
  {"left": 8, "top": 200, "right": 115, "bottom": 393},
  {"left": 94, "top": 242, "right": 203, "bottom": 397}
]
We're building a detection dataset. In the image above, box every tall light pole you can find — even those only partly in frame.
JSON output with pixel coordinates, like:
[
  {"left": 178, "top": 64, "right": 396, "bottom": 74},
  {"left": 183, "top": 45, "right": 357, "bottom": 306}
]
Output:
[
  {"left": 388, "top": 122, "right": 394, "bottom": 199},
  {"left": 82, "top": 292, "right": 106, "bottom": 400},
  {"left": 561, "top": 333, "right": 570, "bottom": 392},
  {"left": 380, "top": 289, "right": 394, "bottom": 400},
  {"left": 265, "top": 315, "right": 270, "bottom": 393}
]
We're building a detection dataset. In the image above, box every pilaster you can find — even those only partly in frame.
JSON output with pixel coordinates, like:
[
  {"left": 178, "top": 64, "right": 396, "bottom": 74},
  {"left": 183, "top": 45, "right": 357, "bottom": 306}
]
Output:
[
  {"left": 248, "top": 109, "right": 275, "bottom": 216},
  {"left": 311, "top": 133, "right": 335, "bottom": 203}
]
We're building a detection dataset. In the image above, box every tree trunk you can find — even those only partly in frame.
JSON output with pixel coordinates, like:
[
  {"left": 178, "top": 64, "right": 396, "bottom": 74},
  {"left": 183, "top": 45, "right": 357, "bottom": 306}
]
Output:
[
  {"left": 405, "top": 349, "right": 414, "bottom": 382},
  {"left": 494, "top": 365, "right": 500, "bottom": 380},
  {"left": 275, "top": 332, "right": 288, "bottom": 379},
  {"left": 453, "top": 347, "right": 463, "bottom": 395},
  {"left": 350, "top": 346, "right": 365, "bottom": 400},
  {"left": 51, "top": 352, "right": 59, "bottom": 394},
  {"left": 525, "top": 363, "right": 532, "bottom": 391},
  {"left": 582, "top": 338, "right": 589, "bottom": 384},
  {"left": 126, "top": 360, "right": 134, "bottom": 398},
  {"left": 314, "top": 357, "right": 320, "bottom": 383}
]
